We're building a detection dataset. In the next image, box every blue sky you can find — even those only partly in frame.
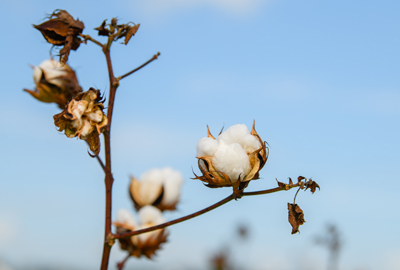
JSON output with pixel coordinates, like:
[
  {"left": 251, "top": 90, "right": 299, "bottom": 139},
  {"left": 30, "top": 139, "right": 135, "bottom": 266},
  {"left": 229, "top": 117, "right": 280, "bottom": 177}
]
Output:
[{"left": 0, "top": 0, "right": 399, "bottom": 269}]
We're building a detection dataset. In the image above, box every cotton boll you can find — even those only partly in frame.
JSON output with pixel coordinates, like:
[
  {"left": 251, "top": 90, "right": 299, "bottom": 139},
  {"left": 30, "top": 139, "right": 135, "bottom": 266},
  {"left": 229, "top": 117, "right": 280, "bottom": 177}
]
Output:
[
  {"left": 139, "top": 205, "right": 166, "bottom": 225},
  {"left": 116, "top": 209, "right": 137, "bottom": 227},
  {"left": 242, "top": 134, "right": 261, "bottom": 153},
  {"left": 196, "top": 137, "right": 219, "bottom": 157},
  {"left": 160, "top": 168, "right": 184, "bottom": 206},
  {"left": 212, "top": 140, "right": 251, "bottom": 182},
  {"left": 35, "top": 59, "right": 68, "bottom": 87}
]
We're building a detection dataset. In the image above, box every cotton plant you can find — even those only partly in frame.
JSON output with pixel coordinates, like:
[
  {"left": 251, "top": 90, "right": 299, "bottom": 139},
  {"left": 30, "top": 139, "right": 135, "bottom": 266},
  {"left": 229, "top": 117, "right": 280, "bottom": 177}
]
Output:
[{"left": 25, "top": 9, "right": 320, "bottom": 270}]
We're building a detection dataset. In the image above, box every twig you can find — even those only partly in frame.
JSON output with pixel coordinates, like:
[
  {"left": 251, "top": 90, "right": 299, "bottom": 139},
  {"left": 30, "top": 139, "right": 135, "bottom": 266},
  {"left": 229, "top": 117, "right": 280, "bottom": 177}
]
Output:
[
  {"left": 79, "top": 34, "right": 104, "bottom": 48},
  {"left": 119, "top": 52, "right": 160, "bottom": 80},
  {"left": 117, "top": 254, "right": 131, "bottom": 270},
  {"left": 112, "top": 182, "right": 302, "bottom": 240}
]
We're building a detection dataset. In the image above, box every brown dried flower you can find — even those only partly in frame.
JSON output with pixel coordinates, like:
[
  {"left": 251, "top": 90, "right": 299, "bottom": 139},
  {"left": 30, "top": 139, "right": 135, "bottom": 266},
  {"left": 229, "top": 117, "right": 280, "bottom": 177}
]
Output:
[
  {"left": 34, "top": 10, "right": 84, "bottom": 64},
  {"left": 114, "top": 207, "right": 168, "bottom": 259},
  {"left": 24, "top": 59, "right": 82, "bottom": 109},
  {"left": 193, "top": 121, "right": 268, "bottom": 198},
  {"left": 53, "top": 88, "right": 107, "bottom": 154}
]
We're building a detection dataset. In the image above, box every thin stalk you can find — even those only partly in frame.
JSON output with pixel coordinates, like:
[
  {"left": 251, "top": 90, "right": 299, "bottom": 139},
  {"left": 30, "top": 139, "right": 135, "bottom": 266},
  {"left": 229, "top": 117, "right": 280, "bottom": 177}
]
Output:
[
  {"left": 112, "top": 182, "right": 302, "bottom": 240},
  {"left": 80, "top": 34, "right": 104, "bottom": 48},
  {"left": 119, "top": 52, "right": 160, "bottom": 80},
  {"left": 117, "top": 254, "right": 131, "bottom": 270}
]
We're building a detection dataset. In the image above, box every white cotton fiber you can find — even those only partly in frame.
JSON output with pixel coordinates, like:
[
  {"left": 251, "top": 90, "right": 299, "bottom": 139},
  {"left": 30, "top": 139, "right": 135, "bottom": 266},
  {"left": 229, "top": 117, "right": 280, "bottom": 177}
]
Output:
[
  {"left": 134, "top": 206, "right": 166, "bottom": 244},
  {"left": 138, "top": 205, "right": 166, "bottom": 225},
  {"left": 217, "top": 124, "right": 260, "bottom": 154},
  {"left": 160, "top": 167, "right": 184, "bottom": 206},
  {"left": 196, "top": 137, "right": 219, "bottom": 157},
  {"left": 138, "top": 170, "right": 164, "bottom": 205},
  {"left": 212, "top": 140, "right": 251, "bottom": 182},
  {"left": 116, "top": 209, "right": 137, "bottom": 227}
]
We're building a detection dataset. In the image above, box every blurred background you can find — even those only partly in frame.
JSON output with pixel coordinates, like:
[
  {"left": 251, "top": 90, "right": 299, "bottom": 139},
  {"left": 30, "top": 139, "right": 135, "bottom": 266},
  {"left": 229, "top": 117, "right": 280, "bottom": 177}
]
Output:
[{"left": 1, "top": 0, "right": 399, "bottom": 269}]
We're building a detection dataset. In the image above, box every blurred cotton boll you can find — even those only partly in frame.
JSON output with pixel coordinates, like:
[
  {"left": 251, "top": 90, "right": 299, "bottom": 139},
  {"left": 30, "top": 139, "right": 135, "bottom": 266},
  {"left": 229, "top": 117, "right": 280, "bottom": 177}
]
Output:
[
  {"left": 194, "top": 121, "right": 268, "bottom": 198},
  {"left": 130, "top": 167, "right": 184, "bottom": 211},
  {"left": 24, "top": 59, "right": 82, "bottom": 109},
  {"left": 114, "top": 206, "right": 168, "bottom": 259}
]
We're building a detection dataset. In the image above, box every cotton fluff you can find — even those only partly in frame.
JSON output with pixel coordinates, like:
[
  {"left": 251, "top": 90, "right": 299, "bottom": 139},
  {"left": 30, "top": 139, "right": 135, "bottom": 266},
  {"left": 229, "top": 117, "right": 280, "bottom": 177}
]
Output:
[
  {"left": 33, "top": 59, "right": 69, "bottom": 87},
  {"left": 196, "top": 124, "right": 261, "bottom": 182},
  {"left": 217, "top": 124, "right": 261, "bottom": 154},
  {"left": 140, "top": 167, "right": 183, "bottom": 207},
  {"left": 116, "top": 209, "right": 137, "bottom": 227},
  {"left": 136, "top": 205, "right": 166, "bottom": 243},
  {"left": 137, "top": 170, "right": 164, "bottom": 205},
  {"left": 212, "top": 140, "right": 251, "bottom": 182},
  {"left": 196, "top": 137, "right": 219, "bottom": 157}
]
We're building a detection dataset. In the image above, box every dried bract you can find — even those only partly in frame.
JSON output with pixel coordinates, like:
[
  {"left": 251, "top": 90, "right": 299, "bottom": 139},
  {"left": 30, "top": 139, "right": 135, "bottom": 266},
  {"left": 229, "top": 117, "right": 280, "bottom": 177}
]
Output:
[
  {"left": 24, "top": 59, "right": 82, "bottom": 109},
  {"left": 94, "top": 18, "right": 140, "bottom": 45},
  {"left": 130, "top": 167, "right": 184, "bottom": 211},
  {"left": 53, "top": 88, "right": 107, "bottom": 154},
  {"left": 114, "top": 207, "right": 168, "bottom": 259},
  {"left": 288, "top": 203, "right": 305, "bottom": 234},
  {"left": 194, "top": 121, "right": 268, "bottom": 198},
  {"left": 304, "top": 179, "right": 320, "bottom": 194},
  {"left": 34, "top": 10, "right": 84, "bottom": 63}
]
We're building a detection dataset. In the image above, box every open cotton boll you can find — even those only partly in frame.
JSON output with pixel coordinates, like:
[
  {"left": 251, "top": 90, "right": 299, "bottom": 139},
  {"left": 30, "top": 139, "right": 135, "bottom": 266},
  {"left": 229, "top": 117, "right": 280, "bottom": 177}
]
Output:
[
  {"left": 196, "top": 137, "right": 219, "bottom": 157},
  {"left": 212, "top": 140, "right": 251, "bottom": 182},
  {"left": 33, "top": 59, "right": 69, "bottom": 86},
  {"left": 160, "top": 167, "right": 184, "bottom": 206},
  {"left": 116, "top": 209, "right": 137, "bottom": 227}
]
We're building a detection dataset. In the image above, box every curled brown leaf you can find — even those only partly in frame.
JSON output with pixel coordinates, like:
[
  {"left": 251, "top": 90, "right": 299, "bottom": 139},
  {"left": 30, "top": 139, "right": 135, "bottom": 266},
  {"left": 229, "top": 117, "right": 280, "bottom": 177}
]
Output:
[{"left": 288, "top": 203, "right": 305, "bottom": 234}]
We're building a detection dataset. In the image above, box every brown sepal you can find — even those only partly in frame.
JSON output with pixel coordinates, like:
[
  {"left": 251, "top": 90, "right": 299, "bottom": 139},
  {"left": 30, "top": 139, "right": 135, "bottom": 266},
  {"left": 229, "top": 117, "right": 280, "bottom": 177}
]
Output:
[
  {"left": 94, "top": 20, "right": 111, "bottom": 36},
  {"left": 304, "top": 179, "right": 320, "bottom": 194},
  {"left": 85, "top": 131, "right": 101, "bottom": 155},
  {"left": 288, "top": 203, "right": 305, "bottom": 234},
  {"left": 276, "top": 179, "right": 290, "bottom": 190},
  {"left": 297, "top": 176, "right": 307, "bottom": 182}
]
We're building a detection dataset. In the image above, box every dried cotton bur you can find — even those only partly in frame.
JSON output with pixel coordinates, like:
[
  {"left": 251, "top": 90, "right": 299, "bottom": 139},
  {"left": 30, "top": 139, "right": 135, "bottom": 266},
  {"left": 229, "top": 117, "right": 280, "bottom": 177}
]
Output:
[
  {"left": 53, "top": 88, "right": 108, "bottom": 154},
  {"left": 193, "top": 121, "right": 268, "bottom": 199},
  {"left": 34, "top": 10, "right": 84, "bottom": 64}
]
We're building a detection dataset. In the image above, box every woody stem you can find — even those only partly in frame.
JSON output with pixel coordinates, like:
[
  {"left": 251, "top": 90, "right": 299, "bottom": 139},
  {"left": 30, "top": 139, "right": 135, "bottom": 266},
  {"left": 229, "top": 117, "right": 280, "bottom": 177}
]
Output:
[
  {"left": 100, "top": 36, "right": 119, "bottom": 270},
  {"left": 119, "top": 52, "right": 160, "bottom": 80},
  {"left": 112, "top": 182, "right": 302, "bottom": 240}
]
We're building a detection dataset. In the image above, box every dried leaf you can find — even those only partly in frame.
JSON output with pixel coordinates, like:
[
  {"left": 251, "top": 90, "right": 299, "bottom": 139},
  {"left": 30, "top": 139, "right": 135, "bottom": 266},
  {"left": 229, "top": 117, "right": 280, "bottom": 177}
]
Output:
[
  {"left": 94, "top": 19, "right": 111, "bottom": 36},
  {"left": 297, "top": 176, "right": 307, "bottom": 182},
  {"left": 304, "top": 179, "right": 320, "bottom": 194},
  {"left": 288, "top": 203, "right": 305, "bottom": 234},
  {"left": 124, "top": 24, "right": 140, "bottom": 45}
]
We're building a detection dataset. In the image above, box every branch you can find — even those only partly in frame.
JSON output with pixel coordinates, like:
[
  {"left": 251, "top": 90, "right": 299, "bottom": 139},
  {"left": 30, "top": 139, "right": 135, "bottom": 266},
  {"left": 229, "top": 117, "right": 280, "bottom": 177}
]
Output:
[
  {"left": 117, "top": 254, "right": 131, "bottom": 270},
  {"left": 112, "top": 181, "right": 302, "bottom": 240},
  {"left": 119, "top": 52, "right": 160, "bottom": 80},
  {"left": 79, "top": 34, "right": 104, "bottom": 48}
]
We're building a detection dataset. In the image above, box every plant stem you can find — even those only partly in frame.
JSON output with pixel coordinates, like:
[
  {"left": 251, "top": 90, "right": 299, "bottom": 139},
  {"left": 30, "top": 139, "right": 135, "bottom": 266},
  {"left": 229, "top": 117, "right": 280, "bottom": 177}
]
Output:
[
  {"left": 112, "top": 182, "right": 302, "bottom": 240},
  {"left": 80, "top": 34, "right": 104, "bottom": 48},
  {"left": 117, "top": 254, "right": 131, "bottom": 270},
  {"left": 119, "top": 52, "right": 160, "bottom": 80},
  {"left": 100, "top": 36, "right": 119, "bottom": 270}
]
